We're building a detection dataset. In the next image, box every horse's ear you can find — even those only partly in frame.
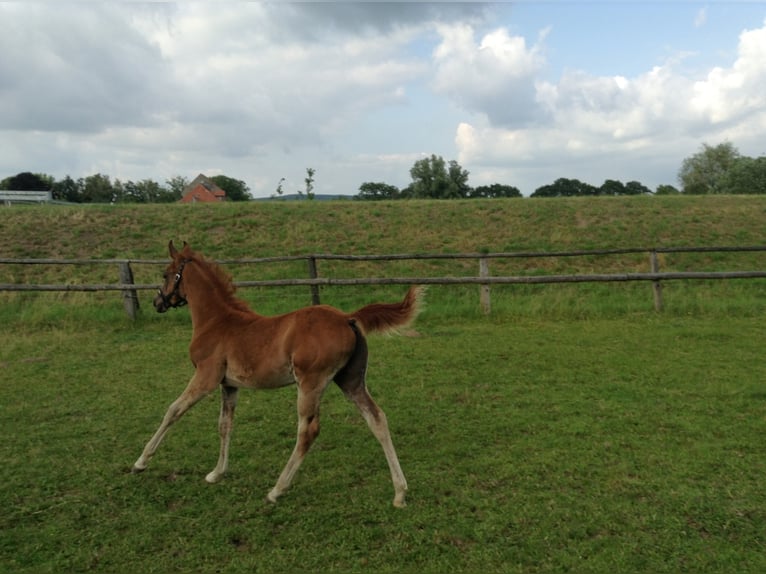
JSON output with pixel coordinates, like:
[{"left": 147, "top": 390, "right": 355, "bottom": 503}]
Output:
[
  {"left": 169, "top": 240, "right": 178, "bottom": 258},
  {"left": 181, "top": 241, "right": 191, "bottom": 256}
]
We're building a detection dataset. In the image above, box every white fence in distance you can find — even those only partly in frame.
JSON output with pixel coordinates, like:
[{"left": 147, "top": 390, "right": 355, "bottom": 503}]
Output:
[{"left": 1, "top": 190, "right": 52, "bottom": 206}]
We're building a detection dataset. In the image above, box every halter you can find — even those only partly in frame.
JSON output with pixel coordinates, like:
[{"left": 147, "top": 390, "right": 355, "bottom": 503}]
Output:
[{"left": 157, "top": 259, "right": 189, "bottom": 308}]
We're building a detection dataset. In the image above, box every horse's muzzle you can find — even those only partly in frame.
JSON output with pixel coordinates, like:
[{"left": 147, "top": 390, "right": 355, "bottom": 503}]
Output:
[{"left": 153, "top": 292, "right": 170, "bottom": 313}]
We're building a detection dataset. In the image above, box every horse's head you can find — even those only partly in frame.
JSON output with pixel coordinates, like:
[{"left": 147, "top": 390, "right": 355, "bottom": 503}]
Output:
[{"left": 154, "top": 240, "right": 192, "bottom": 313}]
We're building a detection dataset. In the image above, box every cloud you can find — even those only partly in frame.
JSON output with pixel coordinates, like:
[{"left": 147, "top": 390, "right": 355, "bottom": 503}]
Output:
[
  {"left": 453, "top": 19, "right": 766, "bottom": 192},
  {"left": 0, "top": 2, "right": 445, "bottom": 137},
  {"left": 432, "top": 24, "right": 548, "bottom": 127},
  {"left": 2, "top": 4, "right": 765, "bottom": 198},
  {"left": 0, "top": 3, "right": 439, "bottom": 189},
  {"left": 278, "top": 1, "right": 490, "bottom": 36},
  {"left": 694, "top": 8, "right": 707, "bottom": 28},
  {"left": 0, "top": 4, "right": 171, "bottom": 132},
  {"left": 163, "top": 13, "right": 425, "bottom": 159},
  {"left": 691, "top": 22, "right": 766, "bottom": 127}
]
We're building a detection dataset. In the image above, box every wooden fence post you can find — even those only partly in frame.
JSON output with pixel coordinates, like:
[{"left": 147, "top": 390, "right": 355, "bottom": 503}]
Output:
[
  {"left": 119, "top": 261, "right": 140, "bottom": 320},
  {"left": 650, "top": 250, "right": 663, "bottom": 312},
  {"left": 307, "top": 256, "right": 321, "bottom": 305},
  {"left": 479, "top": 257, "right": 491, "bottom": 314}
]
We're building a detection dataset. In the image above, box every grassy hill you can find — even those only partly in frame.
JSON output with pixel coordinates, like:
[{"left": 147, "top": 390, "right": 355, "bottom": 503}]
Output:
[
  {"left": 1, "top": 195, "right": 765, "bottom": 260},
  {"left": 1, "top": 195, "right": 765, "bottom": 320}
]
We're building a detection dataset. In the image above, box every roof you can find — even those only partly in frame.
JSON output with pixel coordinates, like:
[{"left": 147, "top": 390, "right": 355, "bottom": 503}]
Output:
[{"left": 179, "top": 174, "right": 226, "bottom": 203}]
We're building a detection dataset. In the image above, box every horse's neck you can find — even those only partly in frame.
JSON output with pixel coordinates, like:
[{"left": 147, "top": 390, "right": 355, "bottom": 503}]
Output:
[
  {"left": 187, "top": 296, "right": 223, "bottom": 327},
  {"left": 185, "top": 266, "right": 235, "bottom": 326}
]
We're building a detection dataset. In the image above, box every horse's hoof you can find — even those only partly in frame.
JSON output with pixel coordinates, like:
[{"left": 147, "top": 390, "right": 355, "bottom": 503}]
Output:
[
  {"left": 266, "top": 490, "right": 279, "bottom": 504},
  {"left": 205, "top": 471, "right": 223, "bottom": 484}
]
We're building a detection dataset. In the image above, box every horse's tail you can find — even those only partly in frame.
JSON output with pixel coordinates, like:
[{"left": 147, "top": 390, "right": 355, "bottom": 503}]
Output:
[{"left": 348, "top": 286, "right": 425, "bottom": 336}]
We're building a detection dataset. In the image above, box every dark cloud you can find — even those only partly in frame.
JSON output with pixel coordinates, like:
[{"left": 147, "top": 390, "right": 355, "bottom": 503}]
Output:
[
  {"left": 0, "top": 5, "right": 171, "bottom": 133},
  {"left": 275, "top": 2, "right": 491, "bottom": 38}
]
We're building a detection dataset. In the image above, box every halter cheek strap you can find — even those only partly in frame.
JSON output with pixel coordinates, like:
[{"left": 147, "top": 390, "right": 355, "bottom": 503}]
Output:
[{"left": 158, "top": 259, "right": 189, "bottom": 308}]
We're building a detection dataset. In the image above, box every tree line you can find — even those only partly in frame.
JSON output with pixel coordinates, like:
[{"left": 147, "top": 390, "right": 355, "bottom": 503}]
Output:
[
  {"left": 2, "top": 141, "right": 764, "bottom": 203},
  {"left": 356, "top": 155, "right": 523, "bottom": 200},
  {"left": 356, "top": 142, "right": 766, "bottom": 200},
  {"left": 0, "top": 173, "right": 252, "bottom": 203}
]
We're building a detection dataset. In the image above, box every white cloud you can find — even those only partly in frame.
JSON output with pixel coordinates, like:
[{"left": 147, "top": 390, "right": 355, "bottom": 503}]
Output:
[
  {"left": 0, "top": 3, "right": 437, "bottom": 191},
  {"left": 432, "top": 24, "right": 547, "bottom": 126},
  {"left": 694, "top": 8, "right": 707, "bottom": 28},
  {"left": 453, "top": 19, "right": 766, "bottom": 193},
  {"left": 691, "top": 22, "right": 766, "bottom": 126}
]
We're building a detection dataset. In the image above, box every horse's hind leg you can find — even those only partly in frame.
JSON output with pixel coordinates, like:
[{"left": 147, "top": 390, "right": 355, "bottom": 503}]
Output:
[
  {"left": 267, "top": 383, "right": 324, "bottom": 504},
  {"left": 344, "top": 383, "right": 408, "bottom": 508},
  {"left": 132, "top": 367, "right": 221, "bottom": 474},
  {"left": 205, "top": 385, "right": 239, "bottom": 484},
  {"left": 335, "top": 331, "right": 408, "bottom": 508}
]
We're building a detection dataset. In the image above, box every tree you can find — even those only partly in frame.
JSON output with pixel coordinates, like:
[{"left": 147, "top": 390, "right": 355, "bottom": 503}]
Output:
[
  {"left": 717, "top": 156, "right": 766, "bottom": 195},
  {"left": 446, "top": 160, "right": 471, "bottom": 198},
  {"left": 409, "top": 154, "right": 446, "bottom": 198},
  {"left": 52, "top": 175, "right": 82, "bottom": 202},
  {"left": 678, "top": 142, "right": 740, "bottom": 194},
  {"left": 531, "top": 178, "right": 597, "bottom": 197},
  {"left": 1, "top": 172, "right": 52, "bottom": 191},
  {"left": 210, "top": 175, "right": 252, "bottom": 201},
  {"left": 599, "top": 179, "right": 626, "bottom": 196},
  {"left": 304, "top": 168, "right": 315, "bottom": 200},
  {"left": 356, "top": 181, "right": 400, "bottom": 200},
  {"left": 469, "top": 183, "right": 522, "bottom": 198},
  {"left": 122, "top": 179, "right": 170, "bottom": 203},
  {"left": 273, "top": 177, "right": 286, "bottom": 198},
  {"left": 624, "top": 180, "right": 652, "bottom": 195},
  {"left": 408, "top": 155, "right": 470, "bottom": 199},
  {"left": 112, "top": 179, "right": 128, "bottom": 203},
  {"left": 165, "top": 176, "right": 189, "bottom": 201},
  {"left": 655, "top": 184, "right": 680, "bottom": 195},
  {"left": 81, "top": 173, "right": 115, "bottom": 203}
]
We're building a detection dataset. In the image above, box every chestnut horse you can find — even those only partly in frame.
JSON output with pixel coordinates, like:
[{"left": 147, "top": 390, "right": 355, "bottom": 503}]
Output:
[{"left": 132, "top": 241, "right": 423, "bottom": 507}]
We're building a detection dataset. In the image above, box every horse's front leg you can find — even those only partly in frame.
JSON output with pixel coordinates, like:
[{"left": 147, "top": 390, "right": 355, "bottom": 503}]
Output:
[
  {"left": 132, "top": 366, "right": 221, "bottom": 474},
  {"left": 267, "top": 383, "right": 324, "bottom": 503},
  {"left": 205, "top": 385, "right": 239, "bottom": 483}
]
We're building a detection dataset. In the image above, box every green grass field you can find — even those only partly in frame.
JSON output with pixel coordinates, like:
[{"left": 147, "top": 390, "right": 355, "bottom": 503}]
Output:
[
  {"left": 1, "top": 196, "right": 765, "bottom": 572},
  {"left": 2, "top": 309, "right": 765, "bottom": 573}
]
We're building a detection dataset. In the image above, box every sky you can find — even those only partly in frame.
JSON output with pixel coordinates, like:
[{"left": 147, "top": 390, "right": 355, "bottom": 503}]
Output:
[{"left": 2, "top": 1, "right": 766, "bottom": 198}]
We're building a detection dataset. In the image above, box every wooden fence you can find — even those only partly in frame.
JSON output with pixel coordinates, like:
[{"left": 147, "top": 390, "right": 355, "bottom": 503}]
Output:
[{"left": 1, "top": 246, "right": 765, "bottom": 319}]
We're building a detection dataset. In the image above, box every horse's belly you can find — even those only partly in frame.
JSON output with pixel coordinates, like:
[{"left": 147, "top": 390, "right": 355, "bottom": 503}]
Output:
[{"left": 224, "top": 363, "right": 294, "bottom": 389}]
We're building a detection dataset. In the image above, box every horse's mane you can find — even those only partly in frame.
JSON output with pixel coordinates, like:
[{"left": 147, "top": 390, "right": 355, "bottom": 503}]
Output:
[{"left": 189, "top": 252, "right": 253, "bottom": 314}]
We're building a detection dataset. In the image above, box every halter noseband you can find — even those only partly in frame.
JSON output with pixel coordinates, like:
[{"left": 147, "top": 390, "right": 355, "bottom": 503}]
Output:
[{"left": 158, "top": 259, "right": 189, "bottom": 308}]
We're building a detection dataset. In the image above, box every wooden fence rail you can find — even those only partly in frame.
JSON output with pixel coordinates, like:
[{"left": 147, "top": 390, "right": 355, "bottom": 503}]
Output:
[{"left": 2, "top": 246, "right": 765, "bottom": 318}]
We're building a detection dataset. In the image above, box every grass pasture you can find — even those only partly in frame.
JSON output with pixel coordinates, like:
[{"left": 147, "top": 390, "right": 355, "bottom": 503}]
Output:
[
  {"left": 2, "top": 308, "right": 765, "bottom": 573},
  {"left": 1, "top": 196, "right": 766, "bottom": 572}
]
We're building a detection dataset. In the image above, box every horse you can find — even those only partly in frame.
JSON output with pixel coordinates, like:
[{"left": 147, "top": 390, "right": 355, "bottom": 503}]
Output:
[{"left": 132, "top": 241, "right": 424, "bottom": 508}]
